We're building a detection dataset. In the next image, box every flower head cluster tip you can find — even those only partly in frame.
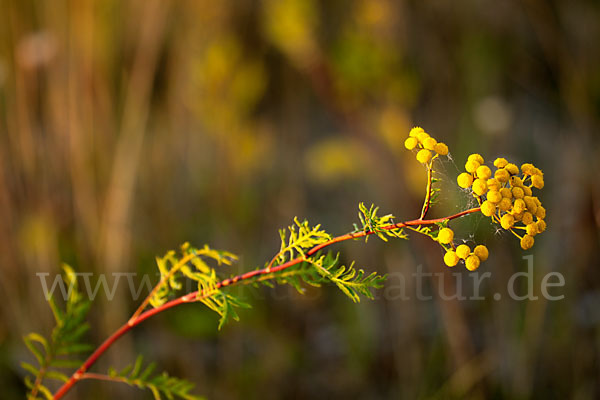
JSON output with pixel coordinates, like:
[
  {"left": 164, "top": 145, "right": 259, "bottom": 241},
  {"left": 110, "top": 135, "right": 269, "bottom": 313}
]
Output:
[
  {"left": 404, "top": 127, "right": 546, "bottom": 270},
  {"left": 404, "top": 127, "right": 449, "bottom": 163},
  {"left": 457, "top": 155, "right": 546, "bottom": 250},
  {"left": 437, "top": 227, "right": 489, "bottom": 271}
]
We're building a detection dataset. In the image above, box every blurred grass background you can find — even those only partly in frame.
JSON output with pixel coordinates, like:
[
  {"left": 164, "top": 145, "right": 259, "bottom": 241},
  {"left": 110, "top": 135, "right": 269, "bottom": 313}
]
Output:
[{"left": 1, "top": 0, "right": 600, "bottom": 398}]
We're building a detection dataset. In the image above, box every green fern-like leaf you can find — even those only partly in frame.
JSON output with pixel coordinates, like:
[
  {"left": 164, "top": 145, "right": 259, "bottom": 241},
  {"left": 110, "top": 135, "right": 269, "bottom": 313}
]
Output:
[
  {"left": 309, "top": 253, "right": 386, "bottom": 302},
  {"left": 356, "top": 202, "right": 407, "bottom": 242},
  {"left": 149, "top": 243, "right": 238, "bottom": 309},
  {"left": 256, "top": 252, "right": 386, "bottom": 303},
  {"left": 23, "top": 265, "right": 92, "bottom": 400},
  {"left": 273, "top": 217, "right": 331, "bottom": 266},
  {"left": 106, "top": 355, "right": 204, "bottom": 400}
]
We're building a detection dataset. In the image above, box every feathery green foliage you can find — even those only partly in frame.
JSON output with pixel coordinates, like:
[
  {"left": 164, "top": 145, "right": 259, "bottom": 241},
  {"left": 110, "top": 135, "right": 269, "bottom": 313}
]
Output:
[
  {"left": 150, "top": 243, "right": 249, "bottom": 330},
  {"left": 354, "top": 202, "right": 407, "bottom": 241},
  {"left": 23, "top": 265, "right": 93, "bottom": 400},
  {"left": 308, "top": 253, "right": 386, "bottom": 302},
  {"left": 272, "top": 217, "right": 331, "bottom": 267},
  {"left": 23, "top": 206, "right": 397, "bottom": 398},
  {"left": 105, "top": 355, "right": 203, "bottom": 400}
]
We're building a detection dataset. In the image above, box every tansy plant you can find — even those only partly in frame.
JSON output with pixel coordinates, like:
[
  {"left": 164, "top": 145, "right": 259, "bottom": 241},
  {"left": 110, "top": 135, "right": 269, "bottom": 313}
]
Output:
[{"left": 23, "top": 127, "right": 546, "bottom": 399}]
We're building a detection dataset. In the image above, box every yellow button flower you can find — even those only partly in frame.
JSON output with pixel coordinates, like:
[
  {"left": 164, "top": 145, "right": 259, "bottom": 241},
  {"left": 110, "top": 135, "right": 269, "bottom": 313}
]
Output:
[
  {"left": 476, "top": 165, "right": 492, "bottom": 180},
  {"left": 532, "top": 174, "right": 544, "bottom": 189},
  {"left": 473, "top": 245, "right": 489, "bottom": 261},
  {"left": 487, "top": 178, "right": 500, "bottom": 191},
  {"left": 465, "top": 160, "right": 480, "bottom": 173},
  {"left": 416, "top": 149, "right": 432, "bottom": 164},
  {"left": 536, "top": 206, "right": 546, "bottom": 219},
  {"left": 494, "top": 158, "right": 508, "bottom": 168},
  {"left": 500, "top": 214, "right": 515, "bottom": 229},
  {"left": 472, "top": 178, "right": 488, "bottom": 196},
  {"left": 468, "top": 154, "right": 484, "bottom": 164},
  {"left": 526, "top": 223, "right": 538, "bottom": 236},
  {"left": 487, "top": 190, "right": 502, "bottom": 204},
  {"left": 521, "top": 163, "right": 534, "bottom": 175},
  {"left": 444, "top": 251, "right": 460, "bottom": 267},
  {"left": 457, "top": 172, "right": 474, "bottom": 188},
  {"left": 456, "top": 244, "right": 471, "bottom": 259},
  {"left": 512, "top": 187, "right": 525, "bottom": 199},
  {"left": 536, "top": 219, "right": 547, "bottom": 233},
  {"left": 404, "top": 137, "right": 418, "bottom": 150},
  {"left": 423, "top": 137, "right": 437, "bottom": 150},
  {"left": 434, "top": 142, "right": 449, "bottom": 155},
  {"left": 409, "top": 127, "right": 424, "bottom": 137},
  {"left": 437, "top": 228, "right": 454, "bottom": 244},
  {"left": 522, "top": 212, "right": 534, "bottom": 225},
  {"left": 500, "top": 187, "right": 512, "bottom": 199},
  {"left": 513, "top": 198, "right": 526, "bottom": 213},
  {"left": 495, "top": 168, "right": 509, "bottom": 183},
  {"left": 498, "top": 197, "right": 512, "bottom": 211},
  {"left": 506, "top": 163, "right": 519, "bottom": 175},
  {"left": 465, "top": 255, "right": 481, "bottom": 271},
  {"left": 417, "top": 131, "right": 430, "bottom": 143},
  {"left": 510, "top": 176, "right": 524, "bottom": 187},
  {"left": 481, "top": 200, "right": 496, "bottom": 217},
  {"left": 520, "top": 234, "right": 535, "bottom": 250}
]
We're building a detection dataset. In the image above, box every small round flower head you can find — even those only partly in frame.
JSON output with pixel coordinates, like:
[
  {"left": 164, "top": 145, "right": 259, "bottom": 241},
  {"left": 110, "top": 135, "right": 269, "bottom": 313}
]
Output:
[
  {"left": 536, "top": 219, "right": 547, "bottom": 233},
  {"left": 465, "top": 255, "right": 481, "bottom": 271},
  {"left": 481, "top": 200, "right": 496, "bottom": 217},
  {"left": 465, "top": 159, "right": 480, "bottom": 173},
  {"left": 494, "top": 157, "right": 508, "bottom": 168},
  {"left": 505, "top": 163, "right": 519, "bottom": 175},
  {"left": 524, "top": 196, "right": 537, "bottom": 213},
  {"left": 498, "top": 197, "right": 512, "bottom": 211},
  {"left": 444, "top": 250, "right": 460, "bottom": 267},
  {"left": 500, "top": 187, "right": 512, "bottom": 199},
  {"left": 510, "top": 175, "right": 523, "bottom": 186},
  {"left": 434, "top": 142, "right": 449, "bottom": 156},
  {"left": 500, "top": 214, "right": 515, "bottom": 229},
  {"left": 523, "top": 186, "right": 533, "bottom": 196},
  {"left": 487, "top": 178, "right": 500, "bottom": 191},
  {"left": 417, "top": 130, "right": 430, "bottom": 143},
  {"left": 476, "top": 165, "right": 492, "bottom": 180},
  {"left": 532, "top": 174, "right": 544, "bottom": 189},
  {"left": 521, "top": 163, "right": 535, "bottom": 175},
  {"left": 536, "top": 206, "right": 546, "bottom": 219},
  {"left": 513, "top": 198, "right": 526, "bottom": 214},
  {"left": 438, "top": 228, "right": 454, "bottom": 244},
  {"left": 456, "top": 244, "right": 471, "bottom": 259},
  {"left": 487, "top": 190, "right": 502, "bottom": 204},
  {"left": 520, "top": 234, "right": 535, "bottom": 250},
  {"left": 522, "top": 212, "right": 534, "bottom": 225},
  {"left": 409, "top": 126, "right": 424, "bottom": 137},
  {"left": 495, "top": 168, "right": 510, "bottom": 183},
  {"left": 423, "top": 137, "right": 437, "bottom": 150},
  {"left": 404, "top": 137, "right": 418, "bottom": 150},
  {"left": 473, "top": 245, "right": 489, "bottom": 262},
  {"left": 468, "top": 154, "right": 484, "bottom": 164},
  {"left": 457, "top": 172, "right": 474, "bottom": 188},
  {"left": 512, "top": 187, "right": 525, "bottom": 199},
  {"left": 472, "top": 178, "right": 488, "bottom": 196},
  {"left": 526, "top": 223, "right": 538, "bottom": 236},
  {"left": 416, "top": 149, "right": 432, "bottom": 164}
]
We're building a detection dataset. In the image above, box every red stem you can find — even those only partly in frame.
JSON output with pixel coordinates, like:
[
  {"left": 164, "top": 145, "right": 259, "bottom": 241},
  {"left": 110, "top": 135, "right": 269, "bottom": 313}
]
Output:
[{"left": 52, "top": 207, "right": 480, "bottom": 399}]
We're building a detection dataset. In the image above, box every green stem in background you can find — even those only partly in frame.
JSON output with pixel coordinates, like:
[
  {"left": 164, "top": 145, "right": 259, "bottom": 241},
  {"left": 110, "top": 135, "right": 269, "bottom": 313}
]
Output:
[{"left": 52, "top": 207, "right": 480, "bottom": 399}]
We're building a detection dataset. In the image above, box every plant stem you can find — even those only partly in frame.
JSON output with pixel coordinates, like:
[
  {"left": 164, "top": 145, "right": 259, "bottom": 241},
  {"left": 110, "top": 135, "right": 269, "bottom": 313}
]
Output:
[{"left": 52, "top": 207, "right": 480, "bottom": 399}]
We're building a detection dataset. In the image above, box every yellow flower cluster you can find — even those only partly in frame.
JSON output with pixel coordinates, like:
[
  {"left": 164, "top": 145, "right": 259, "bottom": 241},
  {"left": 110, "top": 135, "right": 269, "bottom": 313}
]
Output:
[
  {"left": 457, "top": 154, "right": 546, "bottom": 250},
  {"left": 437, "top": 227, "right": 488, "bottom": 270},
  {"left": 404, "top": 127, "right": 449, "bottom": 163}
]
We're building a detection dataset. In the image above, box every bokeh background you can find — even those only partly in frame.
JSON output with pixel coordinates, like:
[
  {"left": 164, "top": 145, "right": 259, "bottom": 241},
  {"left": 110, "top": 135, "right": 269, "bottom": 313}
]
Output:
[{"left": 1, "top": 0, "right": 600, "bottom": 398}]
